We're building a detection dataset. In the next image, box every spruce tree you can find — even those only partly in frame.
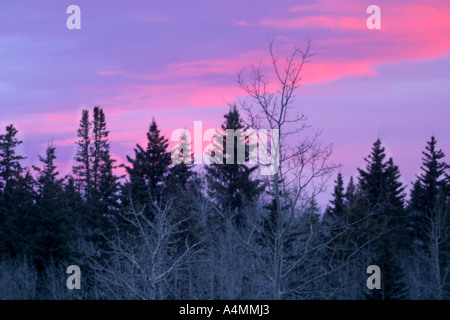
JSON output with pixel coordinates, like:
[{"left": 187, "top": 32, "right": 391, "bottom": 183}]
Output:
[
  {"left": 73, "top": 110, "right": 92, "bottom": 200},
  {"left": 357, "top": 139, "right": 405, "bottom": 227},
  {"left": 31, "top": 143, "right": 73, "bottom": 269},
  {"left": 354, "top": 139, "right": 389, "bottom": 249},
  {"left": 303, "top": 197, "right": 321, "bottom": 228},
  {"left": 63, "top": 175, "right": 84, "bottom": 234},
  {"left": 345, "top": 176, "right": 356, "bottom": 208},
  {"left": 328, "top": 172, "right": 346, "bottom": 220},
  {"left": 33, "top": 142, "right": 61, "bottom": 202},
  {"left": 125, "top": 118, "right": 171, "bottom": 212},
  {"left": 165, "top": 131, "right": 205, "bottom": 249},
  {"left": 385, "top": 158, "right": 407, "bottom": 248},
  {"left": 0, "top": 125, "right": 30, "bottom": 257},
  {"left": 205, "top": 105, "right": 263, "bottom": 226},
  {"left": 0, "top": 125, "right": 26, "bottom": 191},
  {"left": 92, "top": 106, "right": 106, "bottom": 193},
  {"left": 410, "top": 136, "right": 447, "bottom": 216},
  {"left": 64, "top": 175, "right": 83, "bottom": 212},
  {"left": 357, "top": 139, "right": 408, "bottom": 300},
  {"left": 322, "top": 172, "right": 348, "bottom": 258},
  {"left": 358, "top": 139, "right": 388, "bottom": 206},
  {"left": 72, "top": 107, "right": 120, "bottom": 229},
  {"left": 381, "top": 249, "right": 410, "bottom": 300},
  {"left": 409, "top": 137, "right": 448, "bottom": 247},
  {"left": 385, "top": 158, "right": 406, "bottom": 209},
  {"left": 409, "top": 136, "right": 449, "bottom": 297},
  {"left": 9, "top": 170, "right": 36, "bottom": 257},
  {"left": 91, "top": 107, "right": 121, "bottom": 224},
  {"left": 166, "top": 131, "right": 196, "bottom": 194}
]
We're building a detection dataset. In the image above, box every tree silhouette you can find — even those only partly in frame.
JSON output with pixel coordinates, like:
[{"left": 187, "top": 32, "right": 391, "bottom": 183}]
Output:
[{"left": 125, "top": 118, "right": 171, "bottom": 217}]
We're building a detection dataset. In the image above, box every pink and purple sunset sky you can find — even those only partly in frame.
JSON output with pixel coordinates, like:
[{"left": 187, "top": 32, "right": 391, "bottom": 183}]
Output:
[{"left": 1, "top": 0, "right": 449, "bottom": 203}]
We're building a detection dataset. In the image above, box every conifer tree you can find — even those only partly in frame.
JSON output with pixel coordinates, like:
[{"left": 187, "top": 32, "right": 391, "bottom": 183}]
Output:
[
  {"left": 205, "top": 105, "right": 263, "bottom": 226},
  {"left": 357, "top": 139, "right": 405, "bottom": 227},
  {"left": 410, "top": 136, "right": 447, "bottom": 216},
  {"left": 358, "top": 139, "right": 388, "bottom": 206},
  {"left": 357, "top": 139, "right": 408, "bottom": 300},
  {"left": 92, "top": 107, "right": 106, "bottom": 193},
  {"left": 322, "top": 172, "right": 348, "bottom": 256},
  {"left": 31, "top": 143, "right": 73, "bottom": 269},
  {"left": 385, "top": 158, "right": 406, "bottom": 212},
  {"left": 91, "top": 107, "right": 121, "bottom": 223},
  {"left": 165, "top": 132, "right": 205, "bottom": 249},
  {"left": 303, "top": 197, "right": 321, "bottom": 227},
  {"left": 409, "top": 137, "right": 448, "bottom": 247},
  {"left": 409, "top": 136, "right": 449, "bottom": 297},
  {"left": 345, "top": 176, "right": 356, "bottom": 208},
  {"left": 381, "top": 249, "right": 410, "bottom": 300},
  {"left": 72, "top": 107, "right": 120, "bottom": 229},
  {"left": 166, "top": 131, "right": 196, "bottom": 194},
  {"left": 384, "top": 158, "right": 408, "bottom": 250},
  {"left": 64, "top": 175, "right": 83, "bottom": 213},
  {"left": 328, "top": 172, "right": 346, "bottom": 220},
  {"left": 9, "top": 170, "right": 36, "bottom": 257},
  {"left": 63, "top": 175, "right": 84, "bottom": 233},
  {"left": 0, "top": 125, "right": 26, "bottom": 191},
  {"left": 33, "top": 142, "right": 61, "bottom": 203},
  {"left": 73, "top": 110, "right": 92, "bottom": 200},
  {"left": 0, "top": 125, "right": 30, "bottom": 257},
  {"left": 125, "top": 118, "right": 171, "bottom": 211}
]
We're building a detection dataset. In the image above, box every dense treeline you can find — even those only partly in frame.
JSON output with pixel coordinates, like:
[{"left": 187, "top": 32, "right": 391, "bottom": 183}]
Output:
[
  {"left": 1, "top": 42, "right": 449, "bottom": 299},
  {"left": 0, "top": 105, "right": 448, "bottom": 299}
]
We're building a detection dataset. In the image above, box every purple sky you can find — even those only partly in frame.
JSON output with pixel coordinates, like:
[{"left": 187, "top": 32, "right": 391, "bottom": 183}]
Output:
[{"left": 1, "top": 0, "right": 450, "bottom": 205}]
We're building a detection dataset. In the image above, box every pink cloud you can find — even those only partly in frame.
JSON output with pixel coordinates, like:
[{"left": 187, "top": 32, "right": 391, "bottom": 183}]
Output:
[
  {"left": 260, "top": 2, "right": 450, "bottom": 85},
  {"left": 184, "top": 86, "right": 242, "bottom": 108},
  {"left": 5, "top": 112, "right": 79, "bottom": 137},
  {"left": 91, "top": 83, "right": 242, "bottom": 113},
  {"left": 385, "top": 5, "right": 450, "bottom": 33},
  {"left": 302, "top": 61, "right": 376, "bottom": 85},
  {"left": 20, "top": 1, "right": 449, "bottom": 148},
  {"left": 381, "top": 5, "right": 450, "bottom": 60},
  {"left": 278, "top": 0, "right": 450, "bottom": 62},
  {"left": 339, "top": 17, "right": 364, "bottom": 30}
]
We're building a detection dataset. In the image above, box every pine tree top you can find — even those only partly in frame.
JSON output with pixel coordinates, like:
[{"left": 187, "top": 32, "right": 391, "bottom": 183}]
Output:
[
  {"left": 329, "top": 172, "right": 346, "bottom": 218},
  {"left": 419, "top": 135, "right": 446, "bottom": 184},
  {"left": 358, "top": 139, "right": 405, "bottom": 209},
  {"left": 0, "top": 124, "right": 26, "bottom": 184}
]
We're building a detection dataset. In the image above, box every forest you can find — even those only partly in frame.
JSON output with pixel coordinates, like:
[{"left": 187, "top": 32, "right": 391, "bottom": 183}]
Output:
[{"left": 0, "top": 43, "right": 449, "bottom": 300}]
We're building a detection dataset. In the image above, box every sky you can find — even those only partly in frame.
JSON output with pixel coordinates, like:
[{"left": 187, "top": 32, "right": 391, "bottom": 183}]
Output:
[{"left": 1, "top": 0, "right": 450, "bottom": 205}]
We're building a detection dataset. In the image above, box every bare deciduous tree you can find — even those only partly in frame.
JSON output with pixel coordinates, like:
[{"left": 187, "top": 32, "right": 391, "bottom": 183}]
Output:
[
  {"left": 236, "top": 38, "right": 336, "bottom": 299},
  {"left": 425, "top": 203, "right": 450, "bottom": 299},
  {"left": 232, "top": 39, "right": 394, "bottom": 300},
  {"left": 87, "top": 197, "right": 203, "bottom": 299}
]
